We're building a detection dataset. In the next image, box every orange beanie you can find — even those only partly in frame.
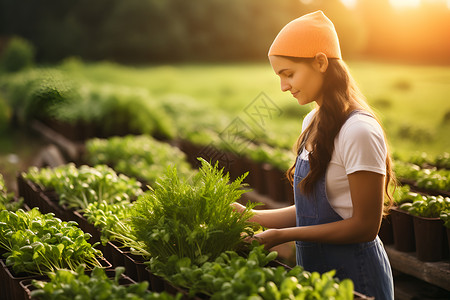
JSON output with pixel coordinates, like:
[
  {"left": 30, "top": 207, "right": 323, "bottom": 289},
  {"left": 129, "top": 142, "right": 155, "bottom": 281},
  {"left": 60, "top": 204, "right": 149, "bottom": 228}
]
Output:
[{"left": 268, "top": 10, "right": 342, "bottom": 59}]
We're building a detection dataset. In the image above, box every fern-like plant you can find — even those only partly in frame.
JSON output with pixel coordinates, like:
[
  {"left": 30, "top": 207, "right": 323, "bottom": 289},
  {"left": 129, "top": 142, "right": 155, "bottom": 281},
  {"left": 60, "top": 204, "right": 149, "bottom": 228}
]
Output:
[{"left": 131, "top": 158, "right": 259, "bottom": 265}]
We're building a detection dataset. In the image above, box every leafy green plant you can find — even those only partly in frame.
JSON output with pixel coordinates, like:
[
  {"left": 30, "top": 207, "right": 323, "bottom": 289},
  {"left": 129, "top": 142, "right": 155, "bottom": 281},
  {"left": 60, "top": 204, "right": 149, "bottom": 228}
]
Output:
[
  {"left": 435, "top": 152, "right": 450, "bottom": 169},
  {"left": 85, "top": 135, "right": 194, "bottom": 186},
  {"left": 394, "top": 160, "right": 450, "bottom": 191},
  {"left": 440, "top": 210, "right": 450, "bottom": 228},
  {"left": 150, "top": 243, "right": 353, "bottom": 300},
  {"left": 31, "top": 265, "right": 181, "bottom": 300},
  {"left": 392, "top": 185, "right": 421, "bottom": 206},
  {"left": 399, "top": 195, "right": 450, "bottom": 218},
  {"left": 83, "top": 200, "right": 149, "bottom": 257},
  {"left": 22, "top": 164, "right": 143, "bottom": 211},
  {"left": 0, "top": 173, "right": 23, "bottom": 211},
  {"left": 0, "top": 208, "right": 102, "bottom": 275},
  {"left": 407, "top": 152, "right": 450, "bottom": 169},
  {"left": 131, "top": 158, "right": 260, "bottom": 265}
]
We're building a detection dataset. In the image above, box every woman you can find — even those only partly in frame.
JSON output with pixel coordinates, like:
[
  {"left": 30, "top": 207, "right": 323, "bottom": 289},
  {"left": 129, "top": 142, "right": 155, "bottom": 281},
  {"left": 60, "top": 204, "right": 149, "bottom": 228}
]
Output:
[{"left": 233, "top": 10, "right": 394, "bottom": 299}]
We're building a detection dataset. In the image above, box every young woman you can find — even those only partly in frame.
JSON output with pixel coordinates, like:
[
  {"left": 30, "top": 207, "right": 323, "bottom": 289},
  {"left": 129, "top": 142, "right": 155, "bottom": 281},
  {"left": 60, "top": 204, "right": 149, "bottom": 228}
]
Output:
[{"left": 233, "top": 10, "right": 395, "bottom": 299}]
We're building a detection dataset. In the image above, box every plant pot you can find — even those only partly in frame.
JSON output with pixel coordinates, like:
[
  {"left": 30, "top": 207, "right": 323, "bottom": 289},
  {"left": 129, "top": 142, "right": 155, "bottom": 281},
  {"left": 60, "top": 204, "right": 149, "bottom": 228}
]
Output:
[
  {"left": 17, "top": 175, "right": 42, "bottom": 209},
  {"left": 106, "top": 241, "right": 128, "bottom": 268},
  {"left": 145, "top": 267, "right": 166, "bottom": 293},
  {"left": 390, "top": 207, "right": 415, "bottom": 252},
  {"left": 447, "top": 227, "right": 450, "bottom": 257},
  {"left": 17, "top": 176, "right": 70, "bottom": 221},
  {"left": 378, "top": 214, "right": 394, "bottom": 245},
  {"left": 0, "top": 258, "right": 13, "bottom": 300},
  {"left": 124, "top": 253, "right": 150, "bottom": 283},
  {"left": 2, "top": 259, "right": 46, "bottom": 300},
  {"left": 72, "top": 211, "right": 102, "bottom": 244},
  {"left": 413, "top": 215, "right": 446, "bottom": 262}
]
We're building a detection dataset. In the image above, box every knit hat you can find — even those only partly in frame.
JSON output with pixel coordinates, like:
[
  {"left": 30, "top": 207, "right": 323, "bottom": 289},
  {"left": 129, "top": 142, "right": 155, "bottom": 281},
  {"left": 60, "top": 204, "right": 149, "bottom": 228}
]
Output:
[{"left": 268, "top": 10, "right": 342, "bottom": 59}]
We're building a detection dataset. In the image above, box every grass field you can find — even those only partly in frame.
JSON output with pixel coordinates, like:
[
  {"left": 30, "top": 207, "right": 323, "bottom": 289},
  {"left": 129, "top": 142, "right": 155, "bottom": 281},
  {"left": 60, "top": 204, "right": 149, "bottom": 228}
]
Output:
[{"left": 56, "top": 58, "right": 450, "bottom": 158}]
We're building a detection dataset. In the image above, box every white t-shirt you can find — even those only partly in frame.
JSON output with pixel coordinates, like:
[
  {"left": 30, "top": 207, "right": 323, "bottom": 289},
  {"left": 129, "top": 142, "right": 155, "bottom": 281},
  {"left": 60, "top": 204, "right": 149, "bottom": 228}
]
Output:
[{"left": 299, "top": 109, "right": 387, "bottom": 219}]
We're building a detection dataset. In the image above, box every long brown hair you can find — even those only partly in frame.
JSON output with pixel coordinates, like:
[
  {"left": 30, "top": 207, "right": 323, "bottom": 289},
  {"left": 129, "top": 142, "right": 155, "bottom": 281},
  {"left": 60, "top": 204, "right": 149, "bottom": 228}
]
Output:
[{"left": 285, "top": 56, "right": 396, "bottom": 215}]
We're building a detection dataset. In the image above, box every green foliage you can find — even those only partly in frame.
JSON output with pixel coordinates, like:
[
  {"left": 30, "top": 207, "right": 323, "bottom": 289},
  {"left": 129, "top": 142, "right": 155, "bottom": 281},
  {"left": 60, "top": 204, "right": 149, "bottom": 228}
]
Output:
[
  {"left": 0, "top": 68, "right": 78, "bottom": 123},
  {"left": 0, "top": 36, "right": 35, "bottom": 73},
  {"left": 394, "top": 160, "right": 450, "bottom": 191},
  {"left": 435, "top": 153, "right": 450, "bottom": 169},
  {"left": 22, "top": 164, "right": 143, "bottom": 211},
  {"left": 131, "top": 158, "right": 260, "bottom": 265},
  {"left": 31, "top": 265, "right": 182, "bottom": 300},
  {"left": 90, "top": 85, "right": 175, "bottom": 138},
  {"left": 86, "top": 135, "right": 193, "bottom": 186},
  {"left": 407, "top": 152, "right": 450, "bottom": 169},
  {"left": 0, "top": 208, "right": 102, "bottom": 275},
  {"left": 392, "top": 185, "right": 416, "bottom": 206},
  {"left": 241, "top": 143, "right": 294, "bottom": 171},
  {"left": 151, "top": 243, "right": 353, "bottom": 300},
  {"left": 83, "top": 200, "right": 149, "bottom": 257},
  {"left": 0, "top": 72, "right": 175, "bottom": 138},
  {"left": 440, "top": 210, "right": 450, "bottom": 228},
  {"left": 399, "top": 195, "right": 450, "bottom": 218},
  {"left": 0, "top": 173, "right": 22, "bottom": 211}
]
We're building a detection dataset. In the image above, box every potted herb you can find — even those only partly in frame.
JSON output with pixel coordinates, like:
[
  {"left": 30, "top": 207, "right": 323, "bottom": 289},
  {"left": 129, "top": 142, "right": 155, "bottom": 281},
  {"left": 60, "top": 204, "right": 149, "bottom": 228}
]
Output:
[{"left": 402, "top": 195, "right": 450, "bottom": 261}]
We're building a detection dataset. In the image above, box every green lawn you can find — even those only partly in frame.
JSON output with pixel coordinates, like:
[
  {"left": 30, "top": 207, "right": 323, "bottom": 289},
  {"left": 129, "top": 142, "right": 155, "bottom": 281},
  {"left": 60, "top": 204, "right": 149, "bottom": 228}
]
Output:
[{"left": 57, "top": 58, "right": 450, "bottom": 158}]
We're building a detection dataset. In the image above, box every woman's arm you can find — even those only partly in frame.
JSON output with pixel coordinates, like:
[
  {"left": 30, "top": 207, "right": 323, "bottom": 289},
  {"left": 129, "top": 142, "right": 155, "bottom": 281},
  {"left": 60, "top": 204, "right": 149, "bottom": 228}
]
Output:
[
  {"left": 232, "top": 203, "right": 297, "bottom": 229},
  {"left": 253, "top": 171, "right": 385, "bottom": 249}
]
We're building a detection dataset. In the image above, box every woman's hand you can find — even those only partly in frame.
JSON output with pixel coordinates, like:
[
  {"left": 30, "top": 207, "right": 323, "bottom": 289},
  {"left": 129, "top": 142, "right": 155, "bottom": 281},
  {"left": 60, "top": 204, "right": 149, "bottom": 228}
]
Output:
[
  {"left": 249, "top": 229, "right": 283, "bottom": 250},
  {"left": 231, "top": 202, "right": 246, "bottom": 213}
]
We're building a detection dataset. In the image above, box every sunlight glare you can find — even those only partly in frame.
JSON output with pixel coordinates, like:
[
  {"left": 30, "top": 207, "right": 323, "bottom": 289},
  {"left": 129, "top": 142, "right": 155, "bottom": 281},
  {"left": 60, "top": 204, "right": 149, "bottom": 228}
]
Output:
[
  {"left": 340, "top": 0, "right": 357, "bottom": 9},
  {"left": 389, "top": 0, "right": 421, "bottom": 9}
]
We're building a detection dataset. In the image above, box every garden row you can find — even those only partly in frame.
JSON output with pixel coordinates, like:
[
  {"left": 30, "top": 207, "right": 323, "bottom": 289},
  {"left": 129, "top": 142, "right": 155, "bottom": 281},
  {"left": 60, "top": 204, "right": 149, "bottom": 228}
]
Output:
[
  {"left": 29, "top": 116, "right": 450, "bottom": 267},
  {"left": 0, "top": 175, "right": 179, "bottom": 300},
  {"left": 1, "top": 159, "right": 363, "bottom": 299}
]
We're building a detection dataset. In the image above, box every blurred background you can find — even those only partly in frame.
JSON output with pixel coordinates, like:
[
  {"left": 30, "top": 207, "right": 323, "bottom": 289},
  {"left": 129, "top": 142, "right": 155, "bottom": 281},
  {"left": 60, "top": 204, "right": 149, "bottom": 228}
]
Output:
[
  {"left": 1, "top": 0, "right": 450, "bottom": 64},
  {"left": 0, "top": 0, "right": 449, "bottom": 187}
]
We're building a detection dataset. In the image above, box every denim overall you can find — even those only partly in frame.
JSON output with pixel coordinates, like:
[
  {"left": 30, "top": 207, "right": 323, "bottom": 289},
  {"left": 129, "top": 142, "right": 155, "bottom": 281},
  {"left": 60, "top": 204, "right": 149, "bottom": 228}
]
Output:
[{"left": 293, "top": 111, "right": 394, "bottom": 300}]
